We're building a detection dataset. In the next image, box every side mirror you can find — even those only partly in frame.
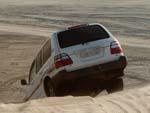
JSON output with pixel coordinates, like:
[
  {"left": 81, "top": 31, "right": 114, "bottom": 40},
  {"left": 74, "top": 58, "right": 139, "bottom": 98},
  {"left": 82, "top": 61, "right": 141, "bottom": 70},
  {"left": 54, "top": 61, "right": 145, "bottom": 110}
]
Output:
[{"left": 21, "top": 79, "right": 27, "bottom": 85}]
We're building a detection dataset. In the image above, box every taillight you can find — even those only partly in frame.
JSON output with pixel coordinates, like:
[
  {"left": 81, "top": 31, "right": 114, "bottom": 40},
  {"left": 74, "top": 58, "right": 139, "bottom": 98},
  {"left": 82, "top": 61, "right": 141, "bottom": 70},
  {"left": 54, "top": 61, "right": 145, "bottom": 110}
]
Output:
[
  {"left": 54, "top": 53, "right": 73, "bottom": 68},
  {"left": 110, "top": 41, "right": 123, "bottom": 54}
]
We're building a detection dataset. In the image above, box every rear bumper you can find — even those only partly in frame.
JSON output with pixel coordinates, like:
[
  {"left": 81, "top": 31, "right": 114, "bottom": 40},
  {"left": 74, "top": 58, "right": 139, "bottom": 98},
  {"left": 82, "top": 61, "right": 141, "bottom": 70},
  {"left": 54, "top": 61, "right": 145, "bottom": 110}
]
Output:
[
  {"left": 52, "top": 56, "right": 127, "bottom": 82},
  {"left": 97, "top": 56, "right": 127, "bottom": 72}
]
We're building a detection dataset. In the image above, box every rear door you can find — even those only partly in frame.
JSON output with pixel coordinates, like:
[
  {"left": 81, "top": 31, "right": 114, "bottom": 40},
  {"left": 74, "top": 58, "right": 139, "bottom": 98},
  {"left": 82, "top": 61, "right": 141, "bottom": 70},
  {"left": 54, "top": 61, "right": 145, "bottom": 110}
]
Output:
[
  {"left": 57, "top": 24, "right": 113, "bottom": 71},
  {"left": 26, "top": 39, "right": 52, "bottom": 100}
]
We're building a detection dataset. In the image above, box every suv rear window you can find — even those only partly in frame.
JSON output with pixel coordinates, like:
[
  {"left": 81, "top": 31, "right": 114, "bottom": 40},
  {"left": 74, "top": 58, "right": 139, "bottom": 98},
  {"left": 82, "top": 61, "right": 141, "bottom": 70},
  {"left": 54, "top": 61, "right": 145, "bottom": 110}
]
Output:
[{"left": 57, "top": 25, "right": 109, "bottom": 48}]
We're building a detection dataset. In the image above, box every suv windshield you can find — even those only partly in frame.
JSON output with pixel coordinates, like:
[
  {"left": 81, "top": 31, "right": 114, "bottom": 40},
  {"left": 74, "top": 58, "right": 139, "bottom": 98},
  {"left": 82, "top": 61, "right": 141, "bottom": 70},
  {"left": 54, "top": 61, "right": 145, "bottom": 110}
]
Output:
[{"left": 57, "top": 25, "right": 109, "bottom": 48}]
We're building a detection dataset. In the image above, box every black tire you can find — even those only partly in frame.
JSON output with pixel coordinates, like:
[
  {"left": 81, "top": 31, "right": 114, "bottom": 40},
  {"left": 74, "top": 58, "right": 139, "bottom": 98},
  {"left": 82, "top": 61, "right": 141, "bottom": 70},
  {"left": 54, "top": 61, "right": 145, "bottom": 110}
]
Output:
[
  {"left": 110, "top": 69, "right": 124, "bottom": 79},
  {"left": 105, "top": 78, "right": 124, "bottom": 94},
  {"left": 44, "top": 78, "right": 56, "bottom": 97}
]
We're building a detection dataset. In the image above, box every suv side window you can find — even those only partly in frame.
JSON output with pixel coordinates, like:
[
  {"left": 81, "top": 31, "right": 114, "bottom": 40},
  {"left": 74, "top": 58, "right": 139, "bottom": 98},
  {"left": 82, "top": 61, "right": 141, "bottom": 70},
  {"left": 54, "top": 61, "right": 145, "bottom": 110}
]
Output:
[
  {"left": 43, "top": 39, "right": 51, "bottom": 64},
  {"left": 29, "top": 60, "right": 36, "bottom": 82},
  {"left": 36, "top": 50, "right": 43, "bottom": 73},
  {"left": 35, "top": 39, "right": 51, "bottom": 74}
]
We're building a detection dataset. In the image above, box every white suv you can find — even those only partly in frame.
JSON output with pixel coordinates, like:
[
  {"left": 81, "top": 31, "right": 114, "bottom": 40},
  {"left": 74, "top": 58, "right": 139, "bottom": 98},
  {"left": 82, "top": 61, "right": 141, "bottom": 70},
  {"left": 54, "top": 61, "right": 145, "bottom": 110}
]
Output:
[{"left": 21, "top": 23, "right": 127, "bottom": 99}]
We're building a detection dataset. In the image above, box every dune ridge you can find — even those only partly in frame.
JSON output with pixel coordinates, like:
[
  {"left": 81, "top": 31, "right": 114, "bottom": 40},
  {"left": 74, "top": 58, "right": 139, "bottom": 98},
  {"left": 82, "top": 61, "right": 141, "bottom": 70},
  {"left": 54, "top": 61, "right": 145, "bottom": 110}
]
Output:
[{"left": 0, "top": 85, "right": 150, "bottom": 113}]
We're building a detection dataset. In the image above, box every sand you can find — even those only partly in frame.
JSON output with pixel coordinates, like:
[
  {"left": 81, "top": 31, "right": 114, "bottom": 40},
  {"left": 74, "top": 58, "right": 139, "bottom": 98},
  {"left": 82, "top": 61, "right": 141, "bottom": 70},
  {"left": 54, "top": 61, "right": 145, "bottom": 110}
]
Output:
[
  {"left": 0, "top": 0, "right": 150, "bottom": 112},
  {"left": 1, "top": 85, "right": 150, "bottom": 113}
]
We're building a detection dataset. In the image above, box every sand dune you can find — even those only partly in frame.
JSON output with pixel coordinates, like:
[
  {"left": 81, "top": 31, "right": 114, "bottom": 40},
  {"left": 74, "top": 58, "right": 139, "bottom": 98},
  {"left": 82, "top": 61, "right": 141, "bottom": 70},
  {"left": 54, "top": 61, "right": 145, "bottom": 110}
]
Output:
[
  {"left": 0, "top": 0, "right": 150, "bottom": 112},
  {"left": 0, "top": 85, "right": 150, "bottom": 113},
  {"left": 0, "top": 23, "right": 51, "bottom": 37}
]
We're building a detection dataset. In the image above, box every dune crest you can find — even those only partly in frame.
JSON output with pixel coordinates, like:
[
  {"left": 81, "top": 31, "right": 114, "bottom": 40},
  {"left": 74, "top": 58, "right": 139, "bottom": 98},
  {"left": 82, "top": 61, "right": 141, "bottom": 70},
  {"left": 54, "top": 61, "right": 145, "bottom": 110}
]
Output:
[{"left": 0, "top": 85, "right": 150, "bottom": 113}]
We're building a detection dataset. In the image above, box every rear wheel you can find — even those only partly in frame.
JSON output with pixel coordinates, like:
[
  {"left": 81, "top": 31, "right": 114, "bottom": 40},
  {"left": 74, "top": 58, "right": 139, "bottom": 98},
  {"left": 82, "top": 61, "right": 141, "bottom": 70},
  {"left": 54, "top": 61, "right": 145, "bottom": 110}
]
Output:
[
  {"left": 109, "top": 69, "right": 124, "bottom": 79},
  {"left": 44, "top": 78, "right": 56, "bottom": 97},
  {"left": 105, "top": 78, "right": 124, "bottom": 93}
]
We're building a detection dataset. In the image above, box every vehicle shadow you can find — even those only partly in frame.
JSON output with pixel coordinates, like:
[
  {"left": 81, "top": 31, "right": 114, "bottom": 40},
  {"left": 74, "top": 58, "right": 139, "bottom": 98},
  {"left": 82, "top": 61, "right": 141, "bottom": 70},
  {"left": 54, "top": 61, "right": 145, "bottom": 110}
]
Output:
[{"left": 58, "top": 78, "right": 124, "bottom": 97}]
